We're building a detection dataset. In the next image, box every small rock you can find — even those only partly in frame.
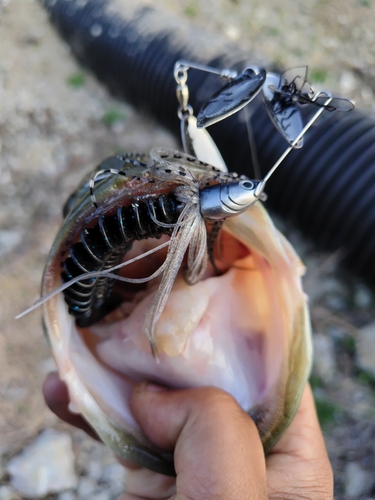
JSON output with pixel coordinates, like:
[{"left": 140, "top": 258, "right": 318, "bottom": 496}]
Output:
[
  {"left": 86, "top": 460, "right": 102, "bottom": 481},
  {"left": 101, "top": 462, "right": 127, "bottom": 496},
  {"left": 87, "top": 491, "right": 110, "bottom": 500},
  {"left": 354, "top": 283, "right": 373, "bottom": 309},
  {"left": 356, "top": 322, "right": 375, "bottom": 377},
  {"left": 57, "top": 491, "right": 77, "bottom": 500},
  {"left": 345, "top": 462, "right": 375, "bottom": 498},
  {"left": 340, "top": 71, "right": 357, "bottom": 94},
  {"left": 77, "top": 476, "right": 97, "bottom": 499},
  {"left": 224, "top": 25, "right": 240, "bottom": 41},
  {"left": 312, "top": 333, "right": 335, "bottom": 382},
  {"left": 7, "top": 430, "right": 78, "bottom": 497},
  {"left": 0, "top": 230, "right": 22, "bottom": 256},
  {"left": 39, "top": 356, "right": 57, "bottom": 375},
  {"left": 0, "top": 486, "right": 19, "bottom": 500}
]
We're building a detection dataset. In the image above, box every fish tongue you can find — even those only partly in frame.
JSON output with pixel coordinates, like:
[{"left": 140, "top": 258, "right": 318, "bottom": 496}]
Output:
[{"left": 153, "top": 274, "right": 212, "bottom": 356}]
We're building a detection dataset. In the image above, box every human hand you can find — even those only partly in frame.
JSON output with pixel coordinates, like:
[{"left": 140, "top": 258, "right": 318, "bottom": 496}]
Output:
[{"left": 43, "top": 374, "right": 333, "bottom": 499}]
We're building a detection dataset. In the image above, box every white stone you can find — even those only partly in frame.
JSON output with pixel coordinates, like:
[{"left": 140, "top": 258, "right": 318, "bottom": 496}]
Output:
[
  {"left": 0, "top": 485, "right": 19, "bottom": 500},
  {"left": 86, "top": 460, "right": 103, "bottom": 481},
  {"left": 312, "top": 333, "right": 335, "bottom": 382},
  {"left": 0, "top": 230, "right": 22, "bottom": 256},
  {"left": 354, "top": 284, "right": 373, "bottom": 309},
  {"left": 100, "top": 462, "right": 127, "bottom": 498},
  {"left": 39, "top": 356, "right": 57, "bottom": 375},
  {"left": 345, "top": 462, "right": 375, "bottom": 498},
  {"left": 340, "top": 71, "right": 357, "bottom": 94},
  {"left": 57, "top": 491, "right": 77, "bottom": 500},
  {"left": 87, "top": 491, "right": 110, "bottom": 500},
  {"left": 356, "top": 322, "right": 375, "bottom": 377},
  {"left": 77, "top": 476, "right": 97, "bottom": 499},
  {"left": 7, "top": 430, "right": 78, "bottom": 497}
]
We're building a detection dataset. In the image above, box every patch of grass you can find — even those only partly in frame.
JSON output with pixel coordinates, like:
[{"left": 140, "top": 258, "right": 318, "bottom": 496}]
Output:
[
  {"left": 315, "top": 398, "right": 341, "bottom": 427},
  {"left": 18, "top": 403, "right": 28, "bottom": 415},
  {"left": 339, "top": 335, "right": 356, "bottom": 356},
  {"left": 272, "top": 55, "right": 285, "bottom": 69},
  {"left": 184, "top": 3, "right": 198, "bottom": 17},
  {"left": 266, "top": 27, "right": 279, "bottom": 37},
  {"left": 101, "top": 108, "right": 127, "bottom": 126},
  {"left": 310, "top": 68, "right": 328, "bottom": 83},
  {"left": 309, "top": 373, "right": 325, "bottom": 389},
  {"left": 293, "top": 47, "right": 304, "bottom": 58},
  {"left": 356, "top": 369, "right": 375, "bottom": 388},
  {"left": 360, "top": 0, "right": 370, "bottom": 6},
  {"left": 67, "top": 72, "right": 86, "bottom": 88},
  {"left": 115, "top": 146, "right": 127, "bottom": 154}
]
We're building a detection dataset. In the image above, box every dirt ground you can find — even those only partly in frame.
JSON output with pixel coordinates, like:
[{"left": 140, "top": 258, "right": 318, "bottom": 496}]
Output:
[{"left": 1, "top": 0, "right": 375, "bottom": 498}]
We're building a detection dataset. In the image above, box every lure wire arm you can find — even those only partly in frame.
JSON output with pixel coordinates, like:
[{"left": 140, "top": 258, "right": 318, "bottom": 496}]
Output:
[
  {"left": 174, "top": 60, "right": 238, "bottom": 81},
  {"left": 255, "top": 92, "right": 334, "bottom": 197}
]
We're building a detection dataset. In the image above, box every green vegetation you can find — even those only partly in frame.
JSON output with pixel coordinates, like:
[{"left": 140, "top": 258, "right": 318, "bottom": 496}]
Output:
[
  {"left": 67, "top": 72, "right": 86, "bottom": 88},
  {"left": 184, "top": 3, "right": 198, "bottom": 17},
  {"left": 101, "top": 108, "right": 127, "bottom": 126},
  {"left": 314, "top": 398, "right": 341, "bottom": 427},
  {"left": 309, "top": 68, "right": 328, "bottom": 83},
  {"left": 356, "top": 369, "right": 375, "bottom": 389},
  {"left": 339, "top": 335, "right": 356, "bottom": 356},
  {"left": 309, "top": 373, "right": 325, "bottom": 390},
  {"left": 266, "top": 27, "right": 279, "bottom": 37}
]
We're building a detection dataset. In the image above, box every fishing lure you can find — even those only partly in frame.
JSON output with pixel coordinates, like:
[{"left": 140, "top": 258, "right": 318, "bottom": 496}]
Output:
[
  {"left": 19, "top": 59, "right": 354, "bottom": 359},
  {"left": 19, "top": 148, "right": 262, "bottom": 358},
  {"left": 175, "top": 61, "right": 354, "bottom": 149}
]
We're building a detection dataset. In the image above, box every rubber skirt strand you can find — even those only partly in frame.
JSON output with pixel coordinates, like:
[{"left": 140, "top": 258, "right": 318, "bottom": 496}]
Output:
[{"left": 43, "top": 0, "right": 375, "bottom": 285}]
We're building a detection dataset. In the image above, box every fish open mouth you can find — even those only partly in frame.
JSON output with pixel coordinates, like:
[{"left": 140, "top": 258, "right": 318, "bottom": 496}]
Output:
[
  {"left": 76, "top": 227, "right": 270, "bottom": 406},
  {"left": 43, "top": 196, "right": 311, "bottom": 475}
]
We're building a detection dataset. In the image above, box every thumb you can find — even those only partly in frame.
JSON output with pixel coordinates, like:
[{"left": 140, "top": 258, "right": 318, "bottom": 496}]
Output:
[{"left": 130, "top": 383, "right": 268, "bottom": 500}]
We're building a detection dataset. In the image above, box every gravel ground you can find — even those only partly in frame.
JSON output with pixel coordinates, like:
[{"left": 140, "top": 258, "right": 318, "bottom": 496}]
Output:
[{"left": 1, "top": 1, "right": 375, "bottom": 499}]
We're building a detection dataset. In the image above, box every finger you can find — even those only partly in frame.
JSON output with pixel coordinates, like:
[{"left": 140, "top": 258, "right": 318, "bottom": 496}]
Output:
[
  {"left": 131, "top": 383, "right": 268, "bottom": 500},
  {"left": 266, "top": 384, "right": 333, "bottom": 500},
  {"left": 124, "top": 468, "right": 176, "bottom": 499},
  {"left": 42, "top": 372, "right": 100, "bottom": 441}
]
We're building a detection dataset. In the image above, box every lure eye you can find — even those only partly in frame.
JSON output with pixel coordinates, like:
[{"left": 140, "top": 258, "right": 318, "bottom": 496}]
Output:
[{"left": 240, "top": 180, "right": 254, "bottom": 190}]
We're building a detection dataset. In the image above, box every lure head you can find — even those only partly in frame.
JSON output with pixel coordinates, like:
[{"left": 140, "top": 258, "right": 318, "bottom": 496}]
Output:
[
  {"left": 200, "top": 179, "right": 263, "bottom": 220},
  {"left": 42, "top": 149, "right": 312, "bottom": 477}
]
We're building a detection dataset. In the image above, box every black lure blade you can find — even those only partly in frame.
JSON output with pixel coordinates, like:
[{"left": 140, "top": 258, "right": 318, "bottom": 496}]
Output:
[
  {"left": 262, "top": 72, "right": 304, "bottom": 148},
  {"left": 310, "top": 95, "right": 355, "bottom": 112},
  {"left": 276, "top": 67, "right": 354, "bottom": 112},
  {"left": 196, "top": 67, "right": 266, "bottom": 128},
  {"left": 279, "top": 66, "right": 310, "bottom": 94}
]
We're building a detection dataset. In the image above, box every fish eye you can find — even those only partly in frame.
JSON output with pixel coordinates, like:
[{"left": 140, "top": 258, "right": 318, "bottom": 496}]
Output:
[{"left": 240, "top": 180, "right": 254, "bottom": 190}]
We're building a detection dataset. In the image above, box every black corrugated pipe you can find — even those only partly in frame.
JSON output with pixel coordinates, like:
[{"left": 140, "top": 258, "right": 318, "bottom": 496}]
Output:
[{"left": 42, "top": 0, "right": 375, "bottom": 285}]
